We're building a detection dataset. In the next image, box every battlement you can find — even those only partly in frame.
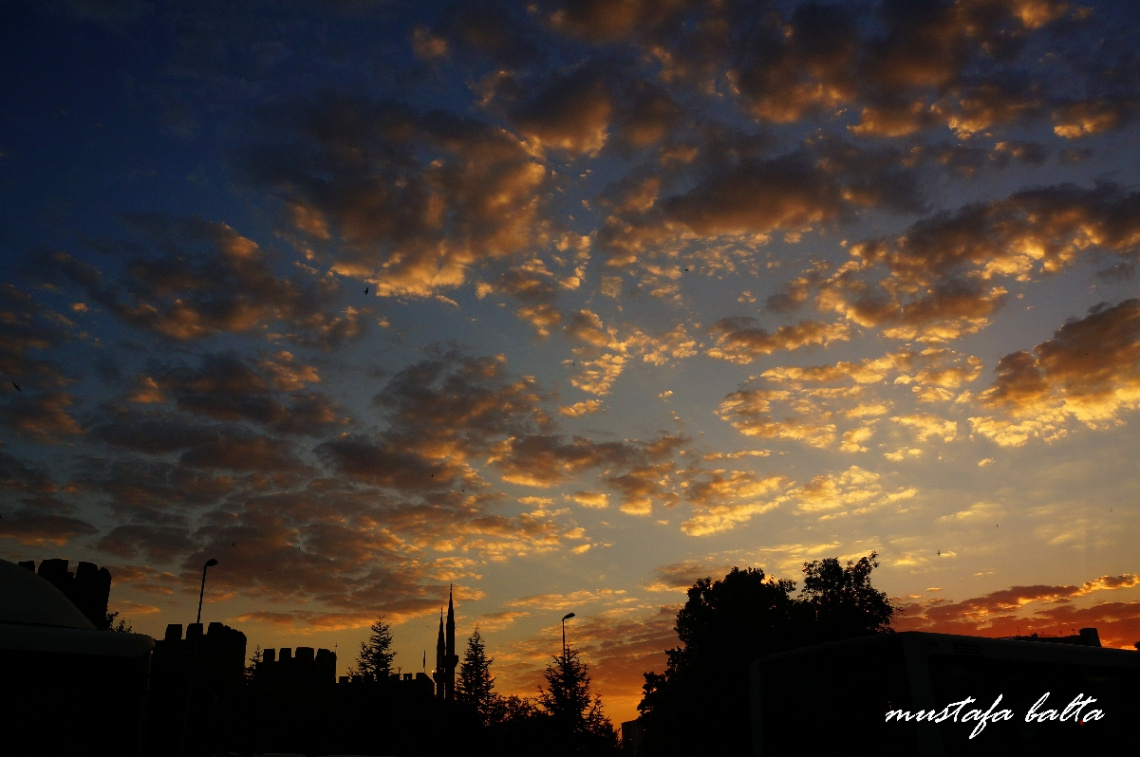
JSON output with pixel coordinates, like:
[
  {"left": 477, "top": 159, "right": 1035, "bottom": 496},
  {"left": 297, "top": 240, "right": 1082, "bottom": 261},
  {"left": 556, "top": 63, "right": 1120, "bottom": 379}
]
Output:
[
  {"left": 18, "top": 558, "right": 111, "bottom": 629},
  {"left": 336, "top": 670, "right": 435, "bottom": 698},
  {"left": 152, "top": 621, "right": 247, "bottom": 690},
  {"left": 257, "top": 646, "right": 337, "bottom": 687}
]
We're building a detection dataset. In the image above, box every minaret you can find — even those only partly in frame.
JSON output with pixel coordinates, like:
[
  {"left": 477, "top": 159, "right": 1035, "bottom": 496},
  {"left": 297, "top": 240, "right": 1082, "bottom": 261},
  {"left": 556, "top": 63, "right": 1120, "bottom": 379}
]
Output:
[
  {"left": 434, "top": 607, "right": 445, "bottom": 699},
  {"left": 445, "top": 584, "right": 458, "bottom": 701}
]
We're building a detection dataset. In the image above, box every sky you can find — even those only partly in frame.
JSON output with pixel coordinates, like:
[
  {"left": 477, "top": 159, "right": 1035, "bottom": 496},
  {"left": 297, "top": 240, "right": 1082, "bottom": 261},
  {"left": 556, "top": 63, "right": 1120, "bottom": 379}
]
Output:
[{"left": 2, "top": 0, "right": 1139, "bottom": 726}]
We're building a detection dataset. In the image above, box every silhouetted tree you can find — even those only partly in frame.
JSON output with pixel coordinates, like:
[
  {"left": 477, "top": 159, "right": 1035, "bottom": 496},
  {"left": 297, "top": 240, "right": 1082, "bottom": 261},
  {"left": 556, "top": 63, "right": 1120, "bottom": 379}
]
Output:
[
  {"left": 539, "top": 647, "right": 619, "bottom": 755},
  {"left": 245, "top": 644, "right": 261, "bottom": 685},
  {"left": 350, "top": 615, "right": 396, "bottom": 682},
  {"left": 457, "top": 627, "right": 498, "bottom": 724},
  {"left": 800, "top": 552, "right": 893, "bottom": 643},
  {"left": 102, "top": 610, "right": 133, "bottom": 632},
  {"left": 497, "top": 693, "right": 540, "bottom": 723},
  {"left": 637, "top": 554, "right": 893, "bottom": 756}
]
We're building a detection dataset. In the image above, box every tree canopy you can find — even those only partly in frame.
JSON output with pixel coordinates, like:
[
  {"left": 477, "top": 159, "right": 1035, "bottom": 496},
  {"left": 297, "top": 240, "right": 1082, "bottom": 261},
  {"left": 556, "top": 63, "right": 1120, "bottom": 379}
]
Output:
[
  {"left": 351, "top": 615, "right": 396, "bottom": 683},
  {"left": 637, "top": 553, "right": 893, "bottom": 756},
  {"left": 538, "top": 646, "right": 619, "bottom": 755},
  {"left": 457, "top": 627, "right": 497, "bottom": 724}
]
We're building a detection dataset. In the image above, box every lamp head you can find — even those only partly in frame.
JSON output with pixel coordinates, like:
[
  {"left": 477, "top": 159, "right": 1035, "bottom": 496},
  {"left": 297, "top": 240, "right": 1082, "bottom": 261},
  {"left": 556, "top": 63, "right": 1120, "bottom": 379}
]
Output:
[
  {"left": 205, "top": 558, "right": 218, "bottom": 568},
  {"left": 563, "top": 612, "right": 575, "bottom": 621}
]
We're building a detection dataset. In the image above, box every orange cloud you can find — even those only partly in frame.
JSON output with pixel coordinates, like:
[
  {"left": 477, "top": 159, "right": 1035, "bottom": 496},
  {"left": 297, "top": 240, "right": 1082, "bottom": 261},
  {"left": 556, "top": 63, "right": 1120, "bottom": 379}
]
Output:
[{"left": 974, "top": 300, "right": 1140, "bottom": 444}]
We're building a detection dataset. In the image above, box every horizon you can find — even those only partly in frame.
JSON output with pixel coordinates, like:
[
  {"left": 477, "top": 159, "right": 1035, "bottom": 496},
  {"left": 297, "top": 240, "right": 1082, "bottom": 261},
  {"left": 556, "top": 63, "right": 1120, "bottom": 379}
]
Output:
[{"left": 3, "top": 0, "right": 1140, "bottom": 728}]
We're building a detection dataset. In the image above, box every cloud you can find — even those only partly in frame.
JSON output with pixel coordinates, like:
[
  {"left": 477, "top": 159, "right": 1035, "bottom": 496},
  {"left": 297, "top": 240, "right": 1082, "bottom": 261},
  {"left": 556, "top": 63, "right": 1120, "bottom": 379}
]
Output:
[
  {"left": 644, "top": 561, "right": 737, "bottom": 593},
  {"left": 132, "top": 352, "right": 346, "bottom": 437},
  {"left": 476, "top": 260, "right": 578, "bottom": 337},
  {"left": 374, "top": 350, "right": 552, "bottom": 458},
  {"left": 849, "top": 185, "right": 1140, "bottom": 288},
  {"left": 662, "top": 153, "right": 846, "bottom": 237},
  {"left": 0, "top": 507, "right": 99, "bottom": 547},
  {"left": 510, "top": 66, "right": 613, "bottom": 155},
  {"left": 503, "top": 588, "right": 630, "bottom": 612},
  {"left": 488, "top": 432, "right": 687, "bottom": 516},
  {"left": 316, "top": 436, "right": 465, "bottom": 491},
  {"left": 716, "top": 388, "right": 839, "bottom": 448},
  {"left": 567, "top": 354, "right": 626, "bottom": 396},
  {"left": 0, "top": 283, "right": 75, "bottom": 389},
  {"left": 789, "top": 466, "right": 916, "bottom": 519},
  {"left": 541, "top": 0, "right": 687, "bottom": 43},
  {"left": 567, "top": 491, "right": 609, "bottom": 509},
  {"left": 559, "top": 400, "right": 604, "bottom": 417},
  {"left": 973, "top": 299, "right": 1140, "bottom": 444},
  {"left": 605, "top": 461, "right": 681, "bottom": 515},
  {"left": 489, "top": 434, "right": 640, "bottom": 487},
  {"left": 96, "top": 524, "right": 196, "bottom": 562},
  {"left": 1052, "top": 98, "right": 1133, "bottom": 138},
  {"left": 707, "top": 317, "right": 851, "bottom": 363},
  {"left": 37, "top": 216, "right": 364, "bottom": 348},
  {"left": 0, "top": 391, "right": 83, "bottom": 442},
  {"left": 240, "top": 95, "right": 551, "bottom": 297},
  {"left": 681, "top": 470, "right": 787, "bottom": 535},
  {"left": 895, "top": 573, "right": 1140, "bottom": 649}
]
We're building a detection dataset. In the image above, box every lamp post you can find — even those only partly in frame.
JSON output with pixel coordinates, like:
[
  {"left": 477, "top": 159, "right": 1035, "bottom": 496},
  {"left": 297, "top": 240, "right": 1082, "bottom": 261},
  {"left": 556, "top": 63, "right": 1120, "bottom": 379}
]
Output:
[
  {"left": 196, "top": 558, "right": 218, "bottom": 626},
  {"left": 562, "top": 612, "right": 575, "bottom": 657}
]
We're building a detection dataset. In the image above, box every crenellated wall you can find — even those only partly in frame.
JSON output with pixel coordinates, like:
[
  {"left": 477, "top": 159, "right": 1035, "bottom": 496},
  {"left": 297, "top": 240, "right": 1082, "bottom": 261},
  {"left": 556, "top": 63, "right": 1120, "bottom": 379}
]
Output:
[
  {"left": 18, "top": 558, "right": 112, "bottom": 629},
  {"left": 257, "top": 645, "right": 337, "bottom": 687}
]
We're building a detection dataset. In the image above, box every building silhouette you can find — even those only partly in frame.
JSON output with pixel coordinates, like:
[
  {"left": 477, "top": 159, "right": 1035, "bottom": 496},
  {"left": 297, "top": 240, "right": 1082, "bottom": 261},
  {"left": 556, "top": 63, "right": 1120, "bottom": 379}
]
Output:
[
  {"left": 1, "top": 558, "right": 152, "bottom": 756},
  {"left": 18, "top": 557, "right": 111, "bottom": 628},
  {"left": 5, "top": 562, "right": 477, "bottom": 755},
  {"left": 147, "top": 621, "right": 247, "bottom": 756},
  {"left": 259, "top": 644, "right": 338, "bottom": 688}
]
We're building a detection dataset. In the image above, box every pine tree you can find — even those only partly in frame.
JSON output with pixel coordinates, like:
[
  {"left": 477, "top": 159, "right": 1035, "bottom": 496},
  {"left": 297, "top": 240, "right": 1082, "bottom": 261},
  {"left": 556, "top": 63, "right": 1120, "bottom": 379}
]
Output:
[
  {"left": 457, "top": 627, "right": 497, "bottom": 724},
  {"left": 245, "top": 644, "right": 262, "bottom": 685},
  {"left": 351, "top": 615, "right": 396, "bottom": 683},
  {"left": 539, "top": 646, "right": 618, "bottom": 754}
]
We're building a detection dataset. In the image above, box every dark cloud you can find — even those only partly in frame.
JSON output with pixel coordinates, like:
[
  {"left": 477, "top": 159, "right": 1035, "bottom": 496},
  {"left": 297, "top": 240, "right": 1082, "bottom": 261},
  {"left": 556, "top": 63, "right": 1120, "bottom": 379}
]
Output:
[
  {"left": 239, "top": 95, "right": 551, "bottom": 297},
  {"left": 178, "top": 429, "right": 305, "bottom": 473},
  {"left": 141, "top": 352, "right": 346, "bottom": 437},
  {"left": 489, "top": 433, "right": 685, "bottom": 507},
  {"left": 509, "top": 66, "right": 613, "bottom": 155},
  {"left": 0, "top": 451, "right": 55, "bottom": 494},
  {"left": 730, "top": 1, "right": 861, "bottom": 123},
  {"left": 72, "top": 456, "right": 246, "bottom": 517},
  {"left": 0, "top": 391, "right": 83, "bottom": 441},
  {"left": 851, "top": 184, "right": 1140, "bottom": 287},
  {"left": 315, "top": 435, "right": 463, "bottom": 491},
  {"left": 96, "top": 524, "right": 196, "bottom": 562},
  {"left": 981, "top": 299, "right": 1140, "bottom": 417},
  {"left": 35, "top": 215, "right": 361, "bottom": 347},
  {"left": 429, "top": 0, "right": 548, "bottom": 69},
  {"left": 0, "top": 283, "right": 74, "bottom": 389},
  {"left": 0, "top": 508, "right": 99, "bottom": 547},
  {"left": 662, "top": 152, "right": 846, "bottom": 237}
]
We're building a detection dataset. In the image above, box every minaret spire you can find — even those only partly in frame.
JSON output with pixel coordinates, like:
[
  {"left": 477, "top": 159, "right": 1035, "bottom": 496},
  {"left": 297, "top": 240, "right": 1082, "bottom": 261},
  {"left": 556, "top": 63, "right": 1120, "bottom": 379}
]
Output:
[
  {"left": 445, "top": 584, "right": 457, "bottom": 701},
  {"left": 434, "top": 605, "right": 445, "bottom": 699}
]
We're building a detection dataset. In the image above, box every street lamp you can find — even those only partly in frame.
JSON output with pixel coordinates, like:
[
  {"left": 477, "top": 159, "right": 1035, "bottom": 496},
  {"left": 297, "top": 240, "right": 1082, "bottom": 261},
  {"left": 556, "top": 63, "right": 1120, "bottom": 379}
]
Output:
[
  {"left": 196, "top": 558, "right": 218, "bottom": 626},
  {"left": 562, "top": 612, "right": 575, "bottom": 656}
]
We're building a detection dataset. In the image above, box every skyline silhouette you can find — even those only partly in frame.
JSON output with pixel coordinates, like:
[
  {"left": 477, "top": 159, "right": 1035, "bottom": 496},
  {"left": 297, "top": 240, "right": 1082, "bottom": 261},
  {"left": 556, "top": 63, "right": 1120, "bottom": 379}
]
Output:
[{"left": 3, "top": 0, "right": 1140, "bottom": 727}]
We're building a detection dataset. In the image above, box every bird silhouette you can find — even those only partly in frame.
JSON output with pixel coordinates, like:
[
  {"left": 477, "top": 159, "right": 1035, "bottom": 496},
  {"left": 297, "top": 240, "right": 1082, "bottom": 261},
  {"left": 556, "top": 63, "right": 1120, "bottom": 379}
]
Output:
[
  {"left": 11, "top": 382, "right": 20, "bottom": 392},
  {"left": 364, "top": 286, "right": 369, "bottom": 295}
]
